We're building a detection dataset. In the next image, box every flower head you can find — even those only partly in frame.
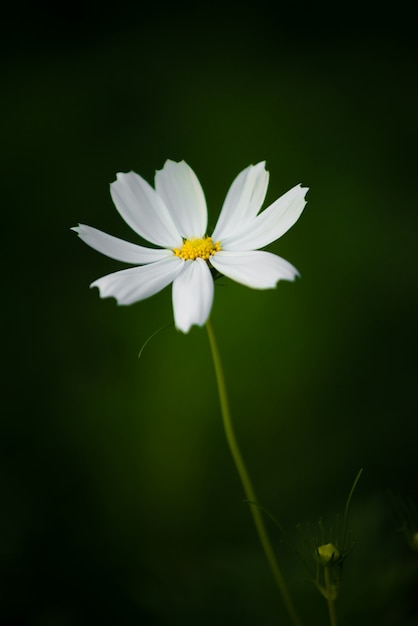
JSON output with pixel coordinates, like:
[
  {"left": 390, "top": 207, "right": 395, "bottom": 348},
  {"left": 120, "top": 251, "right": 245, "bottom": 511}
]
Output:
[{"left": 72, "top": 160, "right": 308, "bottom": 332}]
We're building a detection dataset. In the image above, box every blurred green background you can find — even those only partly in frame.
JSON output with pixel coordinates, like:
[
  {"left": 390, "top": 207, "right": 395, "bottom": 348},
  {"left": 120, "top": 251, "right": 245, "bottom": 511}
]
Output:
[{"left": 2, "top": 5, "right": 418, "bottom": 625}]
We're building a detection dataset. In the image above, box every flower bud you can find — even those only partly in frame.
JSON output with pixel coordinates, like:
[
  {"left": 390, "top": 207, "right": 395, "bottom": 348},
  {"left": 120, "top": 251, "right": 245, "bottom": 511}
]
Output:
[{"left": 317, "top": 542, "right": 340, "bottom": 565}]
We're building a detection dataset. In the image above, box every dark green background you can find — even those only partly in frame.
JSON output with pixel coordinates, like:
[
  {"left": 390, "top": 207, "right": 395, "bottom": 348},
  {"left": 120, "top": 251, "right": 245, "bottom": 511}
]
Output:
[{"left": 2, "top": 5, "right": 417, "bottom": 625}]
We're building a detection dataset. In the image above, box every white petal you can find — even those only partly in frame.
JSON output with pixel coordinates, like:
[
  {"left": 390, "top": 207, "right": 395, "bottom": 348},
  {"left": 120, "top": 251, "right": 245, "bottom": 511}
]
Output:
[
  {"left": 212, "top": 162, "right": 269, "bottom": 241},
  {"left": 110, "top": 171, "right": 182, "bottom": 248},
  {"left": 172, "top": 258, "right": 214, "bottom": 333},
  {"left": 72, "top": 224, "right": 173, "bottom": 264},
  {"left": 210, "top": 250, "right": 299, "bottom": 289},
  {"left": 219, "top": 184, "right": 308, "bottom": 250},
  {"left": 155, "top": 160, "right": 207, "bottom": 239},
  {"left": 90, "top": 256, "right": 184, "bottom": 305}
]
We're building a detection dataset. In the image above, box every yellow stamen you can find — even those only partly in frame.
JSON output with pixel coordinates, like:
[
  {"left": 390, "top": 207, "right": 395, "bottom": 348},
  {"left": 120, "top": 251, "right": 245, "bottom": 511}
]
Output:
[{"left": 173, "top": 237, "right": 221, "bottom": 261}]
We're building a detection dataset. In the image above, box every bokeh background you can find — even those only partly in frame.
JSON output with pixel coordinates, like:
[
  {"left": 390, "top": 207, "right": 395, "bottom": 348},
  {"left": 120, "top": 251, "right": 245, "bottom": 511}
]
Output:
[{"left": 2, "top": 4, "right": 418, "bottom": 625}]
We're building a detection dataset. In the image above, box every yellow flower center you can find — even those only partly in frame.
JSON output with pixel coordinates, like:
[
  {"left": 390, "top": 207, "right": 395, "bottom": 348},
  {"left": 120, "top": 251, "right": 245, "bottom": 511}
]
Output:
[{"left": 173, "top": 237, "right": 221, "bottom": 261}]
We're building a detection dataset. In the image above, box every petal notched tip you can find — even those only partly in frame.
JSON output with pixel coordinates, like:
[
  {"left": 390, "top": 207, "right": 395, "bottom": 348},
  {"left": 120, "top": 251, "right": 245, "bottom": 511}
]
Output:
[
  {"left": 298, "top": 183, "right": 309, "bottom": 196},
  {"left": 158, "top": 158, "right": 186, "bottom": 170},
  {"left": 89, "top": 280, "right": 124, "bottom": 305}
]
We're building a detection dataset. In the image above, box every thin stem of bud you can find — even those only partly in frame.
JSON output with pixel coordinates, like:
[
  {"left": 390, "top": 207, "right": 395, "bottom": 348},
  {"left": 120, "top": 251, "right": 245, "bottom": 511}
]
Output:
[{"left": 323, "top": 567, "right": 338, "bottom": 626}]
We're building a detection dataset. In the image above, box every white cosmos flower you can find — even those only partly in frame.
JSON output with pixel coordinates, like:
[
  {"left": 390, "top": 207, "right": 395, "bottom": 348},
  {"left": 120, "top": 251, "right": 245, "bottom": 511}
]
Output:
[{"left": 72, "top": 160, "right": 308, "bottom": 333}]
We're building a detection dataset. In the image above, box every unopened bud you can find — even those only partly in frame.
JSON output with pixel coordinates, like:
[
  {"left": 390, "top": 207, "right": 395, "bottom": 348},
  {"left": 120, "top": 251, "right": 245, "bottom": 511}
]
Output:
[{"left": 317, "top": 542, "right": 340, "bottom": 565}]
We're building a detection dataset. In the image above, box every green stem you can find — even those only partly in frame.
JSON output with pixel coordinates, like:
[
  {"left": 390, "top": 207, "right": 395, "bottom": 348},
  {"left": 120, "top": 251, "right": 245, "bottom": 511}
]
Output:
[
  {"left": 206, "top": 318, "right": 302, "bottom": 626},
  {"left": 323, "top": 568, "right": 338, "bottom": 626}
]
